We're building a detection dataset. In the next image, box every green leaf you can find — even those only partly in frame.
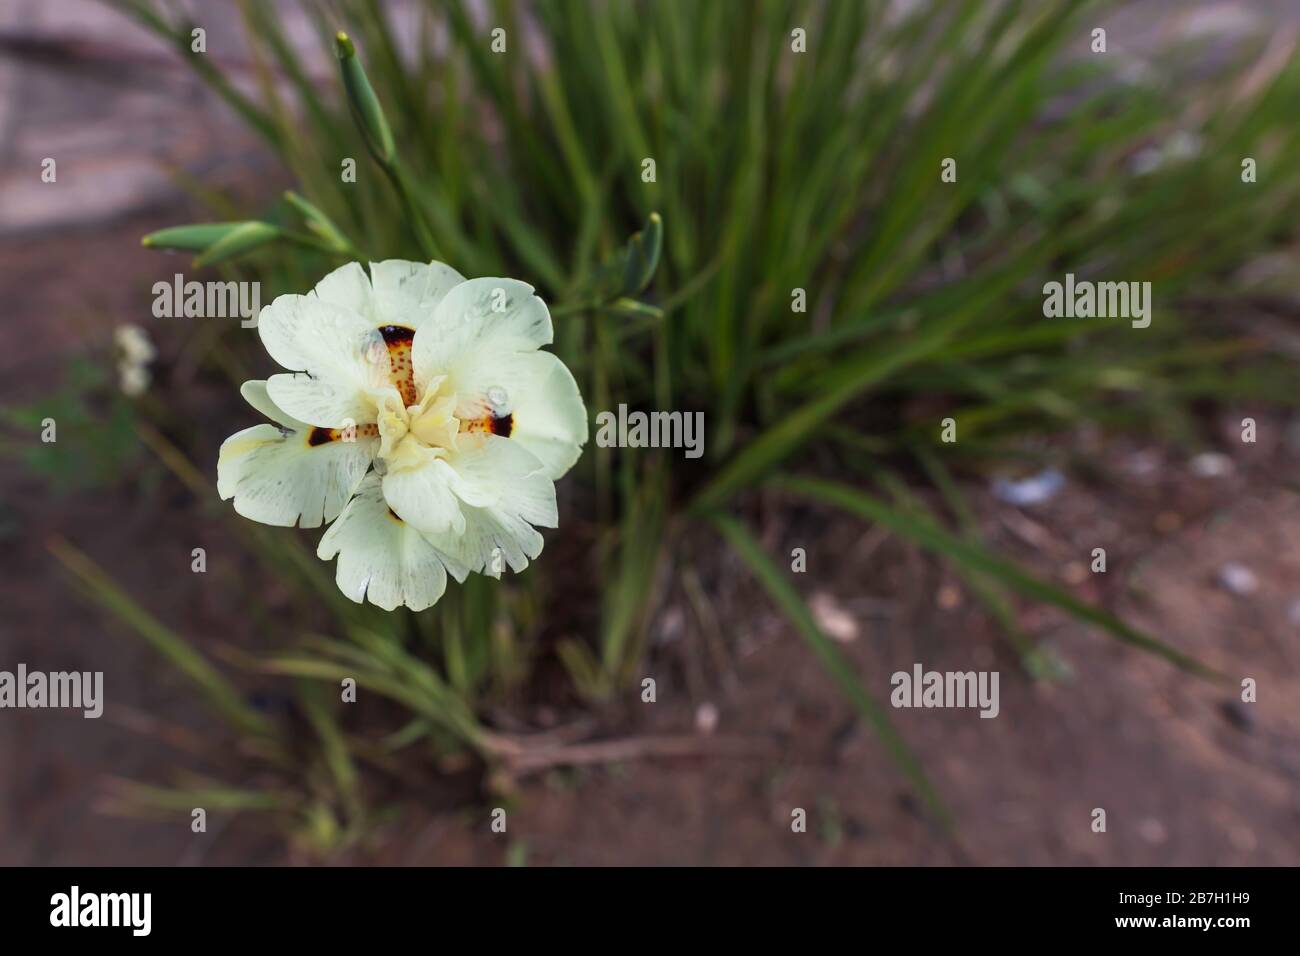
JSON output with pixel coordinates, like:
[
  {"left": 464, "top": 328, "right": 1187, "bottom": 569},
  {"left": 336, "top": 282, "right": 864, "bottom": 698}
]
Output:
[
  {"left": 283, "top": 190, "right": 362, "bottom": 257},
  {"left": 48, "top": 537, "right": 276, "bottom": 738}
]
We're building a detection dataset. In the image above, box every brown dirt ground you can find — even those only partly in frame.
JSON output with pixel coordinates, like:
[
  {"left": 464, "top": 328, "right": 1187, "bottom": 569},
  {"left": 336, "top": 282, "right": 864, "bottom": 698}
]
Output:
[
  {"left": 2, "top": 0, "right": 1298, "bottom": 867},
  {"left": 2, "top": 213, "right": 1297, "bottom": 865}
]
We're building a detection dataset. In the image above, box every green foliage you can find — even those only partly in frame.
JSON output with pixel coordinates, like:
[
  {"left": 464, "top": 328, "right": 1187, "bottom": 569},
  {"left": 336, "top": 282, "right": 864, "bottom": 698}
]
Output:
[
  {"left": 0, "top": 359, "right": 145, "bottom": 493},
  {"left": 81, "top": 0, "right": 1300, "bottom": 844}
]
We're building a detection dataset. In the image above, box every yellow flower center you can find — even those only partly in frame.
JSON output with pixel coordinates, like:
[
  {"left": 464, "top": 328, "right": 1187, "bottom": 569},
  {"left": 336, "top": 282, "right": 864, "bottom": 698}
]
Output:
[{"left": 376, "top": 375, "right": 460, "bottom": 470}]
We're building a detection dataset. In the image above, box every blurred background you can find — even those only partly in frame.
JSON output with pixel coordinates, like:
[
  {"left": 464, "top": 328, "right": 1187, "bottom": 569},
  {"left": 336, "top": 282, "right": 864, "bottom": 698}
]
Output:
[{"left": 2, "top": 0, "right": 1299, "bottom": 865}]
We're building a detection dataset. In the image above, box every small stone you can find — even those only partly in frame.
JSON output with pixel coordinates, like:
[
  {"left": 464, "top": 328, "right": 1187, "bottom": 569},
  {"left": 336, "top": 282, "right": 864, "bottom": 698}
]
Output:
[
  {"left": 1125, "top": 450, "right": 1161, "bottom": 478},
  {"left": 1228, "top": 824, "right": 1257, "bottom": 852},
  {"left": 1217, "top": 562, "right": 1258, "bottom": 596},
  {"left": 990, "top": 468, "right": 1065, "bottom": 506},
  {"left": 1137, "top": 817, "right": 1168, "bottom": 845},
  {"left": 653, "top": 606, "right": 685, "bottom": 646},
  {"left": 936, "top": 584, "right": 962, "bottom": 610},
  {"left": 810, "top": 591, "right": 859, "bottom": 643},
  {"left": 1062, "top": 562, "right": 1088, "bottom": 585},
  {"left": 1155, "top": 512, "right": 1182, "bottom": 533},
  {"left": 1189, "top": 452, "right": 1234, "bottom": 478},
  {"left": 694, "top": 702, "right": 719, "bottom": 735}
]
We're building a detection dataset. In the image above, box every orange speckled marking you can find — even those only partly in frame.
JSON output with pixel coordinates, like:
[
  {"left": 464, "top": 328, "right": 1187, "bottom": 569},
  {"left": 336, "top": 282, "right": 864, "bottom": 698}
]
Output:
[
  {"left": 307, "top": 422, "right": 378, "bottom": 446},
  {"left": 463, "top": 412, "right": 513, "bottom": 438},
  {"left": 379, "top": 325, "right": 417, "bottom": 405}
]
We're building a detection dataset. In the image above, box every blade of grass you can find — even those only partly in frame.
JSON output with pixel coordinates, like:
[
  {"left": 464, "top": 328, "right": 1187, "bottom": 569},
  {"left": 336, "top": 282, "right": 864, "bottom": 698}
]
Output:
[
  {"left": 710, "top": 512, "right": 953, "bottom": 828},
  {"left": 770, "top": 474, "right": 1221, "bottom": 678},
  {"left": 48, "top": 536, "right": 276, "bottom": 738}
]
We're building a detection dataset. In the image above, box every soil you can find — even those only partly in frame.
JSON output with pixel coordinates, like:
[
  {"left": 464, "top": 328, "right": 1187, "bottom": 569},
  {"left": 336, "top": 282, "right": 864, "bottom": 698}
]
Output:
[
  {"left": 3, "top": 204, "right": 1297, "bottom": 866},
  {"left": 2, "top": 0, "right": 1298, "bottom": 867}
]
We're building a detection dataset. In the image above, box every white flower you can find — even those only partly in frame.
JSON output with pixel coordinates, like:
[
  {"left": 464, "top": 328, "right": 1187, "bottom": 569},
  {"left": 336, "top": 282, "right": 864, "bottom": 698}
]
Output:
[
  {"left": 217, "top": 260, "right": 588, "bottom": 611},
  {"left": 115, "top": 323, "right": 157, "bottom": 364},
  {"left": 115, "top": 323, "right": 156, "bottom": 397}
]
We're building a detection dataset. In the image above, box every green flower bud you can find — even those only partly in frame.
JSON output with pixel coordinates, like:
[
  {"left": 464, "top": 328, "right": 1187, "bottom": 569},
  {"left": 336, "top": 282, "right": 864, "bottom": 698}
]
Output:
[
  {"left": 142, "top": 221, "right": 280, "bottom": 267},
  {"left": 621, "top": 212, "right": 663, "bottom": 296},
  {"left": 336, "top": 31, "right": 396, "bottom": 167}
]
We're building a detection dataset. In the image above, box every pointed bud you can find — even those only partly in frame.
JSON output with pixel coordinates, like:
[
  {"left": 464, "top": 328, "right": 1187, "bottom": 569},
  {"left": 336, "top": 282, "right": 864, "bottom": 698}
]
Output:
[
  {"left": 336, "top": 31, "right": 395, "bottom": 167},
  {"left": 621, "top": 212, "right": 663, "bottom": 295},
  {"left": 283, "top": 191, "right": 351, "bottom": 253},
  {"left": 609, "top": 297, "right": 663, "bottom": 320},
  {"left": 142, "top": 221, "right": 280, "bottom": 266}
]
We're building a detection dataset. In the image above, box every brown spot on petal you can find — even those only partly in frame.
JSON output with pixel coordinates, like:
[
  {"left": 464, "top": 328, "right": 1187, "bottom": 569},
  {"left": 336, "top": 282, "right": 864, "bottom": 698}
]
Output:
[
  {"left": 464, "top": 411, "right": 514, "bottom": 438},
  {"left": 378, "top": 324, "right": 417, "bottom": 405},
  {"left": 308, "top": 423, "right": 376, "bottom": 445}
]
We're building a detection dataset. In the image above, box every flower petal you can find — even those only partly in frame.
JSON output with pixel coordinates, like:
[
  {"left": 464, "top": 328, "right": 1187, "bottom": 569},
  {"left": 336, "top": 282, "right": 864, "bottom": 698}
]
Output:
[
  {"left": 239, "top": 379, "right": 305, "bottom": 430},
  {"left": 217, "top": 420, "right": 376, "bottom": 529},
  {"left": 258, "top": 292, "right": 378, "bottom": 375},
  {"left": 449, "top": 350, "right": 587, "bottom": 480},
  {"left": 411, "top": 277, "right": 552, "bottom": 392},
  {"left": 311, "top": 260, "right": 373, "bottom": 317},
  {"left": 317, "top": 475, "right": 460, "bottom": 611},
  {"left": 425, "top": 502, "right": 546, "bottom": 578},
  {"left": 257, "top": 292, "right": 392, "bottom": 427},
  {"left": 380, "top": 448, "right": 467, "bottom": 536},
  {"left": 265, "top": 372, "right": 386, "bottom": 430},
  {"left": 505, "top": 352, "right": 587, "bottom": 479},
  {"left": 370, "top": 260, "right": 466, "bottom": 326},
  {"left": 443, "top": 434, "right": 557, "bottom": 526}
]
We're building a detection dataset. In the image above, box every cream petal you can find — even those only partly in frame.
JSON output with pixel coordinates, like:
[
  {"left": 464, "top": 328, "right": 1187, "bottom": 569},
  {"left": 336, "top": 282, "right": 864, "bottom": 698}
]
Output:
[
  {"left": 258, "top": 292, "right": 377, "bottom": 373},
  {"left": 443, "top": 434, "right": 557, "bottom": 526},
  {"left": 239, "top": 380, "right": 306, "bottom": 430},
  {"left": 411, "top": 277, "right": 553, "bottom": 392},
  {"left": 310, "top": 261, "right": 373, "bottom": 317},
  {"left": 266, "top": 371, "right": 378, "bottom": 430},
  {"left": 217, "top": 422, "right": 376, "bottom": 529},
  {"left": 256, "top": 294, "right": 390, "bottom": 427},
  {"left": 425, "top": 503, "right": 546, "bottom": 578},
  {"left": 317, "top": 475, "right": 456, "bottom": 612},
  {"left": 447, "top": 349, "right": 587, "bottom": 481},
  {"left": 380, "top": 449, "right": 467, "bottom": 536},
  {"left": 509, "top": 352, "right": 587, "bottom": 480},
  {"left": 370, "top": 260, "right": 466, "bottom": 326}
]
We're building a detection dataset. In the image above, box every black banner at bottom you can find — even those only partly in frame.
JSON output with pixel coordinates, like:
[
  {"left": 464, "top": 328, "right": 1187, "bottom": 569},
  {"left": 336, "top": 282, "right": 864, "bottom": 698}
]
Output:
[{"left": 0, "top": 866, "right": 1280, "bottom": 941}]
